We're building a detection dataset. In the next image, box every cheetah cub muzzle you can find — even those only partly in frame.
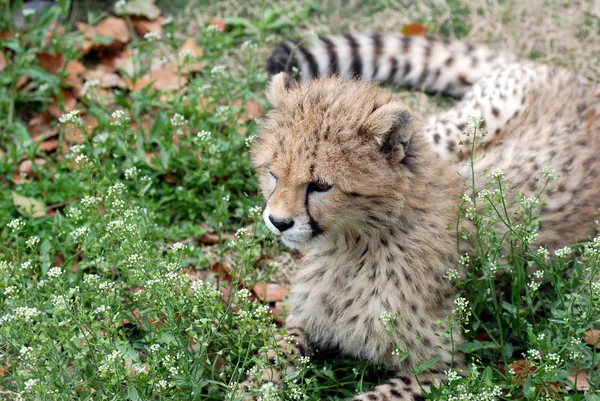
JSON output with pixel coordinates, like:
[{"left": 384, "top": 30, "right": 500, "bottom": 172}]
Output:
[{"left": 249, "top": 72, "right": 464, "bottom": 400}]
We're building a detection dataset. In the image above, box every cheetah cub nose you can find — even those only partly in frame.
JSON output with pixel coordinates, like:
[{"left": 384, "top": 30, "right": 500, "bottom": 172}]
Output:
[{"left": 268, "top": 215, "right": 294, "bottom": 232}]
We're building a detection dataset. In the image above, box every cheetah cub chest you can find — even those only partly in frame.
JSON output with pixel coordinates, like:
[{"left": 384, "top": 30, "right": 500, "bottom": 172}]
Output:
[{"left": 251, "top": 73, "right": 463, "bottom": 371}]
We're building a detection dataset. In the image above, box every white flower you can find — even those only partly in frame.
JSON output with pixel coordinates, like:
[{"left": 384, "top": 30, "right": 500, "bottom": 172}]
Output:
[
  {"left": 249, "top": 205, "right": 262, "bottom": 218},
  {"left": 81, "top": 79, "right": 100, "bottom": 96},
  {"left": 222, "top": 194, "right": 230, "bottom": 202},
  {"left": 445, "top": 369, "right": 460, "bottom": 382},
  {"left": 170, "top": 113, "right": 186, "bottom": 127},
  {"left": 19, "top": 346, "right": 34, "bottom": 361},
  {"left": 95, "top": 305, "right": 111, "bottom": 314},
  {"left": 156, "top": 379, "right": 169, "bottom": 391},
  {"left": 459, "top": 253, "right": 470, "bottom": 266},
  {"left": 235, "top": 227, "right": 249, "bottom": 239},
  {"left": 241, "top": 40, "right": 257, "bottom": 52},
  {"left": 24, "top": 378, "right": 39, "bottom": 392},
  {"left": 537, "top": 246, "right": 549, "bottom": 262},
  {"left": 4, "top": 286, "right": 18, "bottom": 298},
  {"left": 20, "top": 261, "right": 33, "bottom": 271},
  {"left": 444, "top": 268, "right": 460, "bottom": 282},
  {"left": 171, "top": 242, "right": 186, "bottom": 252},
  {"left": 378, "top": 311, "right": 395, "bottom": 327},
  {"left": 47, "top": 266, "right": 63, "bottom": 278},
  {"left": 14, "top": 306, "right": 41, "bottom": 323},
  {"left": 466, "top": 116, "right": 484, "bottom": 129},
  {"left": 195, "top": 130, "right": 212, "bottom": 142},
  {"left": 81, "top": 196, "right": 100, "bottom": 208},
  {"left": 124, "top": 167, "right": 138, "bottom": 180},
  {"left": 542, "top": 166, "right": 556, "bottom": 180},
  {"left": 52, "top": 295, "right": 69, "bottom": 311},
  {"left": 491, "top": 169, "right": 506, "bottom": 179},
  {"left": 179, "top": 49, "right": 194, "bottom": 62},
  {"left": 25, "top": 236, "right": 40, "bottom": 249},
  {"left": 149, "top": 343, "right": 161, "bottom": 352},
  {"left": 211, "top": 65, "right": 226, "bottom": 75},
  {"left": 58, "top": 110, "right": 82, "bottom": 125},
  {"left": 245, "top": 134, "right": 258, "bottom": 147},
  {"left": 144, "top": 32, "right": 159, "bottom": 41},
  {"left": 71, "top": 227, "right": 90, "bottom": 242},
  {"left": 205, "top": 24, "right": 219, "bottom": 33},
  {"left": 22, "top": 8, "right": 36, "bottom": 17},
  {"left": 525, "top": 349, "right": 542, "bottom": 360},
  {"left": 110, "top": 109, "right": 129, "bottom": 126},
  {"left": 8, "top": 218, "right": 25, "bottom": 232},
  {"left": 453, "top": 297, "right": 472, "bottom": 323},
  {"left": 554, "top": 246, "right": 573, "bottom": 258}
]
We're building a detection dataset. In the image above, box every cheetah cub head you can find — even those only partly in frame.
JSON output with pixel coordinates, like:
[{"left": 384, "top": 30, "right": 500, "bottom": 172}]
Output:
[{"left": 251, "top": 73, "right": 426, "bottom": 250}]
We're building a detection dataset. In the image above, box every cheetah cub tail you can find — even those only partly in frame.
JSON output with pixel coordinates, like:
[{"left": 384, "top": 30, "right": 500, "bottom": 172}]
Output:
[{"left": 267, "top": 33, "right": 519, "bottom": 97}]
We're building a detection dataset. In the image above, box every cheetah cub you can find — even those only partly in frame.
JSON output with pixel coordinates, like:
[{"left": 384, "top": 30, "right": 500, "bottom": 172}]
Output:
[{"left": 250, "top": 72, "right": 463, "bottom": 400}]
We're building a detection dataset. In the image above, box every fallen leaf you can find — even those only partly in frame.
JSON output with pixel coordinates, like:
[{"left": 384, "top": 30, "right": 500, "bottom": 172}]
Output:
[
  {"left": 0, "top": 366, "right": 5, "bottom": 376},
  {"left": 131, "top": 16, "right": 164, "bottom": 36},
  {"left": 18, "top": 158, "right": 46, "bottom": 178},
  {"left": 151, "top": 66, "right": 187, "bottom": 91},
  {"left": 253, "top": 282, "right": 288, "bottom": 303},
  {"left": 401, "top": 22, "right": 427, "bottom": 36},
  {"left": 245, "top": 99, "right": 263, "bottom": 120},
  {"left": 65, "top": 115, "right": 98, "bottom": 143},
  {"left": 270, "top": 301, "right": 288, "bottom": 324},
  {"left": 126, "top": 75, "right": 152, "bottom": 92},
  {"left": 65, "top": 60, "right": 85, "bottom": 75},
  {"left": 84, "top": 65, "right": 127, "bottom": 89},
  {"left": 43, "top": 24, "right": 65, "bottom": 47},
  {"left": 28, "top": 121, "right": 58, "bottom": 143},
  {"left": 199, "top": 232, "right": 220, "bottom": 245},
  {"left": 565, "top": 369, "right": 592, "bottom": 391},
  {"left": 164, "top": 174, "right": 180, "bottom": 185},
  {"left": 63, "top": 73, "right": 84, "bottom": 98},
  {"left": 0, "top": 52, "right": 5, "bottom": 71},
  {"left": 584, "top": 330, "right": 600, "bottom": 348},
  {"left": 174, "top": 38, "right": 205, "bottom": 73},
  {"left": 37, "top": 52, "right": 64, "bottom": 75},
  {"left": 101, "top": 50, "right": 135, "bottom": 77},
  {"left": 96, "top": 17, "right": 130, "bottom": 45},
  {"left": 207, "top": 19, "right": 225, "bottom": 33},
  {"left": 29, "top": 113, "right": 52, "bottom": 127},
  {"left": 48, "top": 90, "right": 77, "bottom": 119},
  {"left": 115, "top": 0, "right": 161, "bottom": 20},
  {"left": 511, "top": 359, "right": 537, "bottom": 382},
  {"left": 16, "top": 74, "right": 30, "bottom": 89},
  {"left": 12, "top": 191, "right": 46, "bottom": 218}
]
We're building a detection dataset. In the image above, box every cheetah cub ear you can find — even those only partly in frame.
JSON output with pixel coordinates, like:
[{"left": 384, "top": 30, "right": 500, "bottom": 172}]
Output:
[
  {"left": 364, "top": 103, "right": 414, "bottom": 162},
  {"left": 267, "top": 72, "right": 295, "bottom": 108}
]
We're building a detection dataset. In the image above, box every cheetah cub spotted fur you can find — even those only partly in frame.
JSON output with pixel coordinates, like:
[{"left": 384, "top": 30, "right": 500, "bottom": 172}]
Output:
[{"left": 247, "top": 34, "right": 600, "bottom": 401}]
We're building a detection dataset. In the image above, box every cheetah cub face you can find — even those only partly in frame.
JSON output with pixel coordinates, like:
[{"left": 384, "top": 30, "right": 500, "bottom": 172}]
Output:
[{"left": 251, "top": 73, "right": 422, "bottom": 249}]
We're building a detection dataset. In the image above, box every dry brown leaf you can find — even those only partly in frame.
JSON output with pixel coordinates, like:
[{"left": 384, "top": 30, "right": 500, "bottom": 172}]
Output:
[
  {"left": 65, "top": 115, "right": 98, "bottom": 143},
  {"left": 401, "top": 22, "right": 427, "bottom": 36},
  {"left": 199, "top": 232, "right": 220, "bottom": 245},
  {"left": 96, "top": 16, "right": 130, "bottom": 45},
  {"left": 131, "top": 16, "right": 164, "bottom": 36},
  {"left": 18, "top": 158, "right": 46, "bottom": 178},
  {"left": 84, "top": 65, "right": 127, "bottom": 89},
  {"left": 207, "top": 19, "right": 226, "bottom": 33},
  {"left": 253, "top": 282, "right": 288, "bottom": 302},
  {"left": 173, "top": 38, "right": 205, "bottom": 73},
  {"left": 38, "top": 139, "right": 59, "bottom": 152},
  {"left": 48, "top": 90, "right": 77, "bottom": 119},
  {"left": 126, "top": 75, "right": 152, "bottom": 92},
  {"left": 65, "top": 60, "right": 85, "bottom": 75},
  {"left": 0, "top": 366, "right": 5, "bottom": 376},
  {"left": 43, "top": 24, "right": 65, "bottom": 47},
  {"left": 0, "top": 52, "right": 5, "bottom": 72},
  {"left": 28, "top": 116, "right": 58, "bottom": 143},
  {"left": 101, "top": 50, "right": 135, "bottom": 77},
  {"left": 151, "top": 66, "right": 187, "bottom": 91},
  {"left": 29, "top": 113, "right": 52, "bottom": 127},
  {"left": 12, "top": 191, "right": 46, "bottom": 218},
  {"left": 63, "top": 73, "right": 84, "bottom": 98},
  {"left": 584, "top": 330, "right": 600, "bottom": 348},
  {"left": 164, "top": 174, "right": 180, "bottom": 185},
  {"left": 37, "top": 52, "right": 64, "bottom": 75},
  {"left": 245, "top": 99, "right": 263, "bottom": 120},
  {"left": 565, "top": 369, "right": 592, "bottom": 391},
  {"left": 16, "top": 74, "right": 30, "bottom": 89}
]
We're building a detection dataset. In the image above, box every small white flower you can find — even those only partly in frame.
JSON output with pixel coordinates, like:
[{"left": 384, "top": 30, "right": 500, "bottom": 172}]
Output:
[
  {"left": 444, "top": 268, "right": 460, "bottom": 282},
  {"left": 542, "top": 166, "right": 556, "bottom": 180},
  {"left": 491, "top": 169, "right": 506, "bottom": 179},
  {"left": 378, "top": 311, "right": 395, "bottom": 328},
  {"left": 52, "top": 294, "right": 69, "bottom": 311},
  {"left": 235, "top": 227, "right": 249, "bottom": 239},
  {"left": 537, "top": 246, "right": 550, "bottom": 262},
  {"left": 195, "top": 130, "right": 212, "bottom": 142},
  {"left": 24, "top": 378, "right": 39, "bottom": 392},
  {"left": 4, "top": 286, "right": 18, "bottom": 298},
  {"left": 81, "top": 79, "right": 100, "bottom": 96},
  {"left": 25, "top": 236, "right": 40, "bottom": 249},
  {"left": 241, "top": 40, "right": 257, "bottom": 51},
  {"left": 170, "top": 113, "right": 186, "bottom": 127},
  {"left": 144, "top": 32, "right": 159, "bottom": 41},
  {"left": 110, "top": 109, "right": 129, "bottom": 126},
  {"left": 22, "top": 8, "right": 36, "bottom": 17},
  {"left": 71, "top": 226, "right": 90, "bottom": 242},
  {"left": 211, "top": 65, "right": 226, "bottom": 75},
  {"left": 554, "top": 246, "right": 573, "bottom": 258},
  {"left": 249, "top": 205, "right": 262, "bottom": 218},
  {"left": 20, "top": 261, "right": 33, "bottom": 272},
  {"left": 8, "top": 218, "right": 26, "bottom": 232},
  {"left": 466, "top": 116, "right": 484, "bottom": 129},
  {"left": 179, "top": 49, "right": 194, "bottom": 62},
  {"left": 124, "top": 167, "right": 138, "bottom": 180},
  {"left": 525, "top": 349, "right": 542, "bottom": 360},
  {"left": 245, "top": 134, "right": 258, "bottom": 147},
  {"left": 459, "top": 253, "right": 471, "bottom": 266},
  {"left": 47, "top": 266, "right": 63, "bottom": 278},
  {"left": 445, "top": 369, "right": 460, "bottom": 382},
  {"left": 14, "top": 306, "right": 41, "bottom": 323},
  {"left": 222, "top": 194, "right": 230, "bottom": 202},
  {"left": 171, "top": 242, "right": 186, "bottom": 252},
  {"left": 58, "top": 110, "right": 82, "bottom": 125},
  {"left": 95, "top": 305, "right": 111, "bottom": 314}
]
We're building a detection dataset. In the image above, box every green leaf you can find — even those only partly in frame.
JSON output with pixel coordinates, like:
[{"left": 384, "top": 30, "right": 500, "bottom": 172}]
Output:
[
  {"left": 414, "top": 356, "right": 440, "bottom": 375},
  {"left": 126, "top": 387, "right": 141, "bottom": 401},
  {"left": 456, "top": 341, "right": 499, "bottom": 353}
]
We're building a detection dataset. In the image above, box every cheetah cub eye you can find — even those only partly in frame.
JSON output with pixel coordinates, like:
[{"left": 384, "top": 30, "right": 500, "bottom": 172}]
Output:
[{"left": 308, "top": 179, "right": 333, "bottom": 193}]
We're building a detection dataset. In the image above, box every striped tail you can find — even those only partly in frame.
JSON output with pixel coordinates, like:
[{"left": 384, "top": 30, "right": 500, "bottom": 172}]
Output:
[{"left": 266, "top": 34, "right": 519, "bottom": 98}]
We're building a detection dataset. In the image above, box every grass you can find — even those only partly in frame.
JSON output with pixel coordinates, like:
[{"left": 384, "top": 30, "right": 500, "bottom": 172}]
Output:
[{"left": 0, "top": 0, "right": 599, "bottom": 400}]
